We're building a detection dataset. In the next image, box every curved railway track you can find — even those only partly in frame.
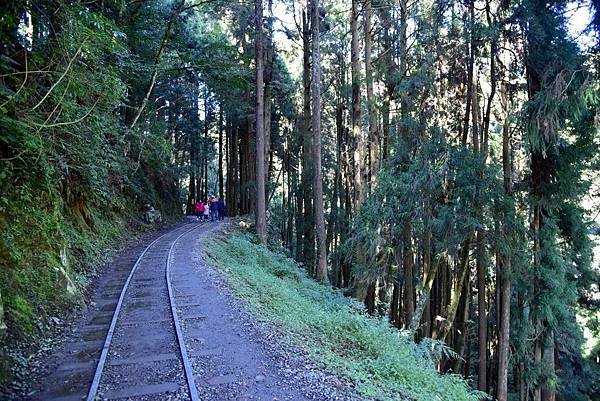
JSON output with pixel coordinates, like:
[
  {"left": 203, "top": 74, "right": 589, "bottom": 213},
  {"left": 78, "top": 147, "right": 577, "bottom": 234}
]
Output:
[
  {"left": 33, "top": 219, "right": 317, "bottom": 401},
  {"left": 82, "top": 221, "right": 204, "bottom": 401}
]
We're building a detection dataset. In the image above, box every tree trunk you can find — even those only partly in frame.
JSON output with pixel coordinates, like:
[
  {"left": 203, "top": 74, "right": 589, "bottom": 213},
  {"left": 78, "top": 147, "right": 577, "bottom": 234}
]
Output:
[
  {"left": 378, "top": 4, "right": 395, "bottom": 161},
  {"left": 264, "top": 0, "right": 274, "bottom": 185},
  {"left": 403, "top": 222, "right": 415, "bottom": 328},
  {"left": 310, "top": 0, "right": 328, "bottom": 282},
  {"left": 452, "top": 270, "right": 471, "bottom": 373},
  {"left": 497, "top": 87, "right": 512, "bottom": 401},
  {"left": 476, "top": 230, "right": 487, "bottom": 392},
  {"left": 390, "top": 277, "right": 401, "bottom": 326},
  {"left": 420, "top": 227, "right": 432, "bottom": 337},
  {"left": 218, "top": 109, "right": 224, "bottom": 200},
  {"left": 301, "top": 9, "right": 315, "bottom": 270},
  {"left": 541, "top": 334, "right": 555, "bottom": 401},
  {"left": 350, "top": 0, "right": 363, "bottom": 207},
  {"left": 408, "top": 252, "right": 442, "bottom": 336},
  {"left": 254, "top": 0, "right": 267, "bottom": 243},
  {"left": 433, "top": 234, "right": 472, "bottom": 342},
  {"left": 364, "top": 0, "right": 378, "bottom": 187}
]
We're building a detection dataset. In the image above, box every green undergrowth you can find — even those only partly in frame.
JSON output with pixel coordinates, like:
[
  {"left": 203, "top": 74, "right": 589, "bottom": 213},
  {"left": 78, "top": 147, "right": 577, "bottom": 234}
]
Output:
[
  {"left": 205, "top": 230, "right": 483, "bottom": 401},
  {"left": 0, "top": 198, "right": 177, "bottom": 384}
]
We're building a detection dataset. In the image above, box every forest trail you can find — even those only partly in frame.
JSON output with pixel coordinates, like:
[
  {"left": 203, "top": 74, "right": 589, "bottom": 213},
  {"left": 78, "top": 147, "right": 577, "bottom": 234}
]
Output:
[{"left": 30, "top": 220, "right": 313, "bottom": 401}]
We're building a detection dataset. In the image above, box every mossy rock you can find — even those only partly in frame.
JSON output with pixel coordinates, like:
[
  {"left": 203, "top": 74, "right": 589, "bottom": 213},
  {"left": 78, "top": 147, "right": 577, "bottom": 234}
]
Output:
[{"left": 58, "top": 245, "right": 77, "bottom": 295}]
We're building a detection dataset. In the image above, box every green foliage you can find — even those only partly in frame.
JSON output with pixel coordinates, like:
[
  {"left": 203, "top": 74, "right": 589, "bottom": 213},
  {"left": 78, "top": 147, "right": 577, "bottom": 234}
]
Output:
[
  {"left": 0, "top": 0, "right": 182, "bottom": 382},
  {"left": 345, "top": 137, "right": 494, "bottom": 287},
  {"left": 507, "top": 1, "right": 600, "bottom": 396},
  {"left": 205, "top": 231, "right": 484, "bottom": 401}
]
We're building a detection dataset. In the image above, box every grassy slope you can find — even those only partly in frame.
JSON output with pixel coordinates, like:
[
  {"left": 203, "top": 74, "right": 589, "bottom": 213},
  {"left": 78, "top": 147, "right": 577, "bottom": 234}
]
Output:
[{"left": 205, "top": 230, "right": 483, "bottom": 401}]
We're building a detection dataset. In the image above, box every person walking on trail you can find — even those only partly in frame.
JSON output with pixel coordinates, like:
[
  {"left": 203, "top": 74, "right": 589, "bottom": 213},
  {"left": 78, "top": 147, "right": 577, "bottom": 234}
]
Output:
[
  {"left": 217, "top": 198, "right": 225, "bottom": 220},
  {"left": 203, "top": 201, "right": 210, "bottom": 221},
  {"left": 194, "top": 200, "right": 204, "bottom": 221},
  {"left": 209, "top": 196, "right": 218, "bottom": 222}
]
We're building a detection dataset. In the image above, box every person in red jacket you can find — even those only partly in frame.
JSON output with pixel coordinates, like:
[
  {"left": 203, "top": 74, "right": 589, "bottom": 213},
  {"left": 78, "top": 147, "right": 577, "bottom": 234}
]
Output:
[{"left": 194, "top": 200, "right": 204, "bottom": 221}]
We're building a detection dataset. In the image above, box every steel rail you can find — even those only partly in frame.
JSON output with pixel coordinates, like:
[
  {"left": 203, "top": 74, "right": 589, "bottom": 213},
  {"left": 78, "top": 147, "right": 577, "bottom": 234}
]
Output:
[
  {"left": 166, "top": 225, "right": 203, "bottom": 401},
  {"left": 86, "top": 221, "right": 201, "bottom": 401}
]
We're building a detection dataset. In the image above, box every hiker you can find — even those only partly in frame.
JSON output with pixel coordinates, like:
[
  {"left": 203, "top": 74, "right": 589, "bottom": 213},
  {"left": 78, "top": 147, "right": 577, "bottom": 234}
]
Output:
[
  {"left": 209, "top": 196, "right": 218, "bottom": 221},
  {"left": 203, "top": 201, "right": 210, "bottom": 221},
  {"left": 217, "top": 198, "right": 225, "bottom": 220},
  {"left": 194, "top": 200, "right": 204, "bottom": 221}
]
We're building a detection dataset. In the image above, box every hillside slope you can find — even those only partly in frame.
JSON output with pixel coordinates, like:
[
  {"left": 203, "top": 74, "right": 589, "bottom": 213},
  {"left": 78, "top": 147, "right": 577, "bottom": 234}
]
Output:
[{"left": 205, "top": 228, "right": 483, "bottom": 401}]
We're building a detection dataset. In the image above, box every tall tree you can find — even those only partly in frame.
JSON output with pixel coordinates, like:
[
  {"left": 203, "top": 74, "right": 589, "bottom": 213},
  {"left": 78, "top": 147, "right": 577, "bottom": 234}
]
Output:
[
  {"left": 311, "top": 0, "right": 327, "bottom": 282},
  {"left": 350, "top": 0, "right": 363, "bottom": 207},
  {"left": 255, "top": 0, "right": 267, "bottom": 243}
]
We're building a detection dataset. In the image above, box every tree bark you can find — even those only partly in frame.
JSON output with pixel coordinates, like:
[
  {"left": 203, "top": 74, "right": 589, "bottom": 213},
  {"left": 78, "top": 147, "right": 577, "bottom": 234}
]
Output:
[
  {"left": 264, "top": 0, "right": 274, "bottom": 185},
  {"left": 255, "top": 0, "right": 267, "bottom": 243},
  {"left": 541, "top": 334, "right": 556, "bottom": 401},
  {"left": 218, "top": 109, "right": 224, "bottom": 200},
  {"left": 433, "top": 235, "right": 472, "bottom": 342},
  {"left": 364, "top": 0, "right": 378, "bottom": 187},
  {"left": 408, "top": 253, "right": 442, "bottom": 336},
  {"left": 311, "top": 0, "right": 328, "bottom": 282},
  {"left": 350, "top": 0, "right": 363, "bottom": 208},
  {"left": 301, "top": 9, "right": 315, "bottom": 270},
  {"left": 451, "top": 269, "right": 471, "bottom": 373},
  {"left": 476, "top": 228, "right": 487, "bottom": 392},
  {"left": 497, "top": 85, "right": 512, "bottom": 401},
  {"left": 403, "top": 222, "right": 415, "bottom": 328},
  {"left": 420, "top": 227, "right": 432, "bottom": 337}
]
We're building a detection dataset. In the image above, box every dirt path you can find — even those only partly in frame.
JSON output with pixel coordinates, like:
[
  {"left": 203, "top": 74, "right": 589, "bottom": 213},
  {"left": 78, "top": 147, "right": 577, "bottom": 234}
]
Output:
[{"left": 21, "top": 220, "right": 349, "bottom": 401}]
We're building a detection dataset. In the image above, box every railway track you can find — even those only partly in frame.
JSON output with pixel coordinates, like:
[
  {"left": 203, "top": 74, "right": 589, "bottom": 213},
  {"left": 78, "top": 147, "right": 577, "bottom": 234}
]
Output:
[
  {"left": 36, "top": 221, "right": 207, "bottom": 401},
  {"left": 32, "top": 219, "right": 320, "bottom": 401},
  {"left": 86, "top": 221, "right": 203, "bottom": 401}
]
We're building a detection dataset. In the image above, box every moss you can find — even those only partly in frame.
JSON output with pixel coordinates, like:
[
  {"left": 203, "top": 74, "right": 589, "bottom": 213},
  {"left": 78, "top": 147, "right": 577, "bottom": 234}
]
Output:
[
  {"left": 7, "top": 296, "right": 33, "bottom": 334},
  {"left": 0, "top": 179, "right": 177, "bottom": 384},
  {"left": 205, "top": 231, "right": 485, "bottom": 401}
]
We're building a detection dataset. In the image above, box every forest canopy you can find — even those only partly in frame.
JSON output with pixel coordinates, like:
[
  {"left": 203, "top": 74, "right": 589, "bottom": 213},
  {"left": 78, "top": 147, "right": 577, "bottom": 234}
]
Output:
[{"left": 1, "top": 0, "right": 600, "bottom": 400}]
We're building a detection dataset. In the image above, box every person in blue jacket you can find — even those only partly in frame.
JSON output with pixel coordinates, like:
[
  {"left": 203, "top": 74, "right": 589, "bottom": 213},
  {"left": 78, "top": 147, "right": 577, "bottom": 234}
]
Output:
[
  {"left": 209, "top": 196, "right": 218, "bottom": 221},
  {"left": 217, "top": 198, "right": 225, "bottom": 220}
]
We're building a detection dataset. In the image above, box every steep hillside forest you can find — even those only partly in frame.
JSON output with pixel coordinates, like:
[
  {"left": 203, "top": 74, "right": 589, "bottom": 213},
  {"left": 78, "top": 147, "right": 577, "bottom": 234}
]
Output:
[{"left": 1, "top": 0, "right": 600, "bottom": 399}]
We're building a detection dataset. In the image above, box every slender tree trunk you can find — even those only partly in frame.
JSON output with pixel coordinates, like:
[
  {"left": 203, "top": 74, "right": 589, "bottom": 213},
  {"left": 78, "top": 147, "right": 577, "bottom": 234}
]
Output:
[
  {"left": 218, "top": 109, "right": 224, "bottom": 199},
  {"left": 350, "top": 0, "right": 363, "bottom": 207},
  {"left": 187, "top": 156, "right": 196, "bottom": 215},
  {"left": 310, "top": 0, "right": 328, "bottom": 282},
  {"left": 476, "top": 230, "right": 488, "bottom": 392},
  {"left": 497, "top": 92, "right": 512, "bottom": 400},
  {"left": 472, "top": 61, "right": 487, "bottom": 394},
  {"left": 452, "top": 271, "right": 471, "bottom": 373},
  {"left": 420, "top": 227, "right": 432, "bottom": 337},
  {"left": 541, "top": 334, "right": 555, "bottom": 401},
  {"left": 254, "top": 0, "right": 267, "bottom": 243},
  {"left": 378, "top": 4, "right": 395, "bottom": 161},
  {"left": 233, "top": 124, "right": 240, "bottom": 215},
  {"left": 364, "top": 0, "right": 378, "bottom": 186},
  {"left": 409, "top": 253, "right": 442, "bottom": 336},
  {"left": 461, "top": 1, "right": 475, "bottom": 147},
  {"left": 390, "top": 276, "right": 401, "bottom": 326},
  {"left": 534, "top": 340, "right": 542, "bottom": 401},
  {"left": 403, "top": 222, "right": 415, "bottom": 328},
  {"left": 433, "top": 235, "right": 472, "bottom": 342},
  {"left": 496, "top": 85, "right": 523, "bottom": 401},
  {"left": 333, "top": 61, "right": 344, "bottom": 284},
  {"left": 301, "top": 10, "right": 315, "bottom": 270},
  {"left": 264, "top": 0, "right": 273, "bottom": 185},
  {"left": 286, "top": 137, "right": 295, "bottom": 250}
]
